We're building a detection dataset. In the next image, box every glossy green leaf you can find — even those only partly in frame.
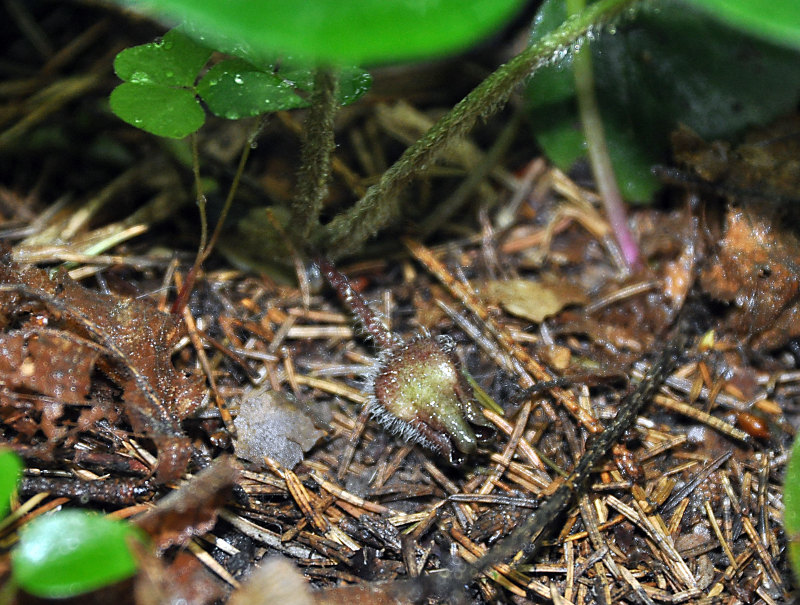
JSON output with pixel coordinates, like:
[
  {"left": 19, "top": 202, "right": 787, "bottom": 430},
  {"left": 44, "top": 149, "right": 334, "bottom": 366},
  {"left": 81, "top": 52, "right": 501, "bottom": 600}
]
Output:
[
  {"left": 114, "top": 28, "right": 211, "bottom": 87},
  {"left": 12, "top": 510, "right": 142, "bottom": 598},
  {"left": 684, "top": 0, "right": 800, "bottom": 49},
  {"left": 336, "top": 66, "right": 373, "bottom": 106},
  {"left": 0, "top": 449, "right": 22, "bottom": 520},
  {"left": 110, "top": 83, "right": 205, "bottom": 138},
  {"left": 525, "top": 0, "right": 800, "bottom": 203},
  {"left": 784, "top": 435, "right": 800, "bottom": 579},
  {"left": 197, "top": 59, "right": 307, "bottom": 119},
  {"left": 277, "top": 64, "right": 373, "bottom": 105},
  {"left": 121, "top": 0, "right": 526, "bottom": 64}
]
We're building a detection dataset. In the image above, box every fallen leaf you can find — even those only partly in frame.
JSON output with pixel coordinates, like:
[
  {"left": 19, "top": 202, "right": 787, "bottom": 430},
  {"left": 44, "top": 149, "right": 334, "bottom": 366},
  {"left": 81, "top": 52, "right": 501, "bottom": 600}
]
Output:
[
  {"left": 482, "top": 278, "right": 587, "bottom": 323},
  {"left": 0, "top": 330, "right": 97, "bottom": 404},
  {"left": 0, "top": 255, "right": 207, "bottom": 482},
  {"left": 233, "top": 387, "right": 325, "bottom": 469},
  {"left": 136, "top": 456, "right": 240, "bottom": 551}
]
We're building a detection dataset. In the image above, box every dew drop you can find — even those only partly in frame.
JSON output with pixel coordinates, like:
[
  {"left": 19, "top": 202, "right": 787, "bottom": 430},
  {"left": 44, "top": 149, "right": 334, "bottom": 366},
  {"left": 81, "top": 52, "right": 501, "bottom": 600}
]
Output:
[
  {"left": 233, "top": 74, "right": 244, "bottom": 84},
  {"left": 130, "top": 71, "right": 151, "bottom": 84}
]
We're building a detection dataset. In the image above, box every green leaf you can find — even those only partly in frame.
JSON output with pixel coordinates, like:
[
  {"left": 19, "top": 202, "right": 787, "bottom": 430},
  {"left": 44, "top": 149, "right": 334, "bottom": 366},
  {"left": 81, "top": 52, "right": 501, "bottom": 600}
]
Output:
[
  {"left": 278, "top": 63, "right": 372, "bottom": 105},
  {"left": 114, "top": 28, "right": 211, "bottom": 87},
  {"left": 109, "top": 83, "right": 205, "bottom": 138},
  {"left": 784, "top": 435, "right": 800, "bottom": 579},
  {"left": 197, "top": 60, "right": 372, "bottom": 119},
  {"left": 0, "top": 449, "right": 22, "bottom": 520},
  {"left": 122, "top": 0, "right": 526, "bottom": 64},
  {"left": 12, "top": 510, "right": 142, "bottom": 598},
  {"left": 337, "top": 66, "right": 373, "bottom": 106},
  {"left": 684, "top": 0, "right": 800, "bottom": 49},
  {"left": 197, "top": 59, "right": 307, "bottom": 119},
  {"left": 525, "top": 0, "right": 800, "bottom": 203}
]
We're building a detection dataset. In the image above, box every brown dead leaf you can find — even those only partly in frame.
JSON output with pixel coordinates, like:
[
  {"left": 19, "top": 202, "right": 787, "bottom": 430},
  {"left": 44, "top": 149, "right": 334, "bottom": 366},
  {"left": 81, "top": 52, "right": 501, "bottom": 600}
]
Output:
[
  {"left": 701, "top": 205, "right": 800, "bottom": 350},
  {"left": 0, "top": 330, "right": 97, "bottom": 404},
  {"left": 0, "top": 255, "right": 207, "bottom": 482},
  {"left": 482, "top": 277, "right": 588, "bottom": 323},
  {"left": 0, "top": 258, "right": 205, "bottom": 418},
  {"left": 136, "top": 455, "right": 240, "bottom": 551},
  {"left": 232, "top": 560, "right": 411, "bottom": 605}
]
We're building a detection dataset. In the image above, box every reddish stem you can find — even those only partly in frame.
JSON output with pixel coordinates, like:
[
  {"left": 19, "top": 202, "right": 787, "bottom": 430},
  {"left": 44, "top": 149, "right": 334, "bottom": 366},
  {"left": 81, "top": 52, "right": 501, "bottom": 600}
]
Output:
[{"left": 315, "top": 257, "right": 400, "bottom": 350}]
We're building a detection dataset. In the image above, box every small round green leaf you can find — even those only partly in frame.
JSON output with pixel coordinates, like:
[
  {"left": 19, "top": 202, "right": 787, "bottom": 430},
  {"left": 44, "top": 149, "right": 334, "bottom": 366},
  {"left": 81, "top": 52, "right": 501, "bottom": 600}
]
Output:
[
  {"left": 12, "top": 510, "right": 142, "bottom": 598},
  {"left": 198, "top": 59, "right": 307, "bottom": 119},
  {"left": 0, "top": 449, "right": 22, "bottom": 520},
  {"left": 684, "top": 0, "right": 800, "bottom": 49},
  {"left": 784, "top": 435, "right": 800, "bottom": 579},
  {"left": 122, "top": 0, "right": 526, "bottom": 64},
  {"left": 110, "top": 83, "right": 205, "bottom": 138},
  {"left": 114, "top": 28, "right": 212, "bottom": 87}
]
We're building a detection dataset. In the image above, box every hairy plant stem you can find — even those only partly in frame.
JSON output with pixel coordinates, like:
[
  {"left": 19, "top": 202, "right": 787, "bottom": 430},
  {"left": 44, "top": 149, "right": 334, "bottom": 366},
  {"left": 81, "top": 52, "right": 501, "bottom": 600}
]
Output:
[
  {"left": 419, "top": 108, "right": 521, "bottom": 238},
  {"left": 568, "top": 0, "right": 641, "bottom": 271},
  {"left": 292, "top": 67, "right": 340, "bottom": 242},
  {"left": 322, "top": 0, "right": 639, "bottom": 258}
]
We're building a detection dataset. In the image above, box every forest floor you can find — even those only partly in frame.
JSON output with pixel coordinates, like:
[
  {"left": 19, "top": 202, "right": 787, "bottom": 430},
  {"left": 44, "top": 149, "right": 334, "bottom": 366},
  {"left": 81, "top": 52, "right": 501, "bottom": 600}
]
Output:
[{"left": 0, "top": 2, "right": 798, "bottom": 604}]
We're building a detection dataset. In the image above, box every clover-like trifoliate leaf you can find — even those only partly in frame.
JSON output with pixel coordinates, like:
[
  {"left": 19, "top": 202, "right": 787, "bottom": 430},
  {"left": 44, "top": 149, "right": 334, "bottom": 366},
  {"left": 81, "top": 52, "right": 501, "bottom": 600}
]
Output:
[
  {"left": 114, "top": 28, "right": 211, "bottom": 87},
  {"left": 110, "top": 83, "right": 205, "bottom": 138}
]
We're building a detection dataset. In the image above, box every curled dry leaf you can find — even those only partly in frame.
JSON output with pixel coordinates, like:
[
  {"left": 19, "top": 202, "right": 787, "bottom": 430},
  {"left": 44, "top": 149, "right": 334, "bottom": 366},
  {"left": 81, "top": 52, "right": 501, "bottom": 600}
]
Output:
[
  {"left": 233, "top": 387, "right": 325, "bottom": 469},
  {"left": 0, "top": 330, "right": 98, "bottom": 404},
  {"left": 0, "top": 255, "right": 206, "bottom": 482},
  {"left": 136, "top": 455, "right": 241, "bottom": 551},
  {"left": 482, "top": 278, "right": 588, "bottom": 323}
]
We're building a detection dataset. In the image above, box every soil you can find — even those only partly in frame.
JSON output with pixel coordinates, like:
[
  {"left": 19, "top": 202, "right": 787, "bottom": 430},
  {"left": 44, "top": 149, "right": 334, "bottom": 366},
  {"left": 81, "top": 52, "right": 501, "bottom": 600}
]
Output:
[{"left": 0, "top": 3, "right": 798, "bottom": 604}]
